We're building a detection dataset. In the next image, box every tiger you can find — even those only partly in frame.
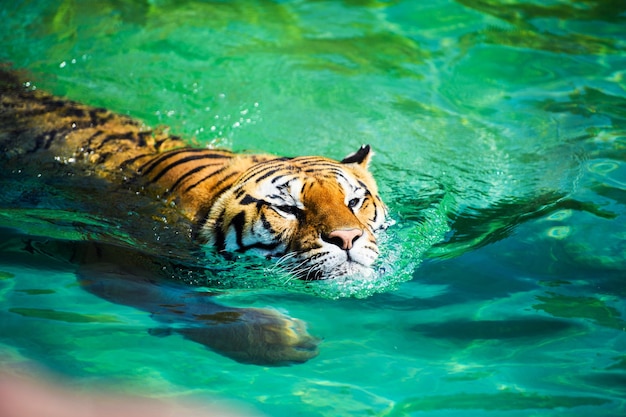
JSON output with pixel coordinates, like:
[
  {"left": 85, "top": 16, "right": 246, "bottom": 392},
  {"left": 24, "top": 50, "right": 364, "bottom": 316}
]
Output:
[{"left": 0, "top": 67, "right": 389, "bottom": 364}]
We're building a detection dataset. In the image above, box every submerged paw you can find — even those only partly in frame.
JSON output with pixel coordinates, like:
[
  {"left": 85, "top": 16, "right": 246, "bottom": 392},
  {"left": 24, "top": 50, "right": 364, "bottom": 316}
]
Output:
[
  {"left": 245, "top": 308, "right": 320, "bottom": 361},
  {"left": 176, "top": 308, "right": 320, "bottom": 366}
]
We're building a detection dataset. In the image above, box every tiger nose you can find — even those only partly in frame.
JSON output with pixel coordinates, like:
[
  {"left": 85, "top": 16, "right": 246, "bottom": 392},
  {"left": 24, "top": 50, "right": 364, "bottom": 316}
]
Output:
[{"left": 324, "top": 228, "right": 363, "bottom": 250}]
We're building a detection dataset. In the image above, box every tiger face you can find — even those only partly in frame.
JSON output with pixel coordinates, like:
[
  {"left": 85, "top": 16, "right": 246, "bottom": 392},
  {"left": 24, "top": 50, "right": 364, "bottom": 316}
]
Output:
[{"left": 202, "top": 145, "right": 388, "bottom": 280}]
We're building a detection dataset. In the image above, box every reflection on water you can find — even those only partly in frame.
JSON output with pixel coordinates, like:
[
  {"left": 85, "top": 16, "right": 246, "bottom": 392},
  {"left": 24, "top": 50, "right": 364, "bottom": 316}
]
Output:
[
  {"left": 458, "top": 0, "right": 625, "bottom": 55},
  {"left": 1, "top": 0, "right": 626, "bottom": 415},
  {"left": 534, "top": 293, "right": 626, "bottom": 330},
  {"left": 413, "top": 317, "right": 579, "bottom": 340},
  {"left": 538, "top": 87, "right": 626, "bottom": 132},
  {"left": 390, "top": 391, "right": 610, "bottom": 414}
]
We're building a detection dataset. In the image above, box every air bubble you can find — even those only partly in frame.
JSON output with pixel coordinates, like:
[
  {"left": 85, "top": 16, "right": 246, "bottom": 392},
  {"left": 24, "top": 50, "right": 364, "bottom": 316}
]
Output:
[
  {"left": 547, "top": 226, "right": 571, "bottom": 239},
  {"left": 546, "top": 209, "right": 572, "bottom": 221},
  {"left": 589, "top": 161, "right": 619, "bottom": 175}
]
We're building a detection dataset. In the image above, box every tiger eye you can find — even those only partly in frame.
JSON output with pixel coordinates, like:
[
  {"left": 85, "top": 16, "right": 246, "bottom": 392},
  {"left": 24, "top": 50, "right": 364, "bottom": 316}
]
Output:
[{"left": 348, "top": 198, "right": 361, "bottom": 209}]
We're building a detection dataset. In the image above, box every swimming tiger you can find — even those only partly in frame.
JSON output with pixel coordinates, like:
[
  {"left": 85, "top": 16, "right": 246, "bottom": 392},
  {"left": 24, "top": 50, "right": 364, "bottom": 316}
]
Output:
[{"left": 0, "top": 67, "right": 388, "bottom": 364}]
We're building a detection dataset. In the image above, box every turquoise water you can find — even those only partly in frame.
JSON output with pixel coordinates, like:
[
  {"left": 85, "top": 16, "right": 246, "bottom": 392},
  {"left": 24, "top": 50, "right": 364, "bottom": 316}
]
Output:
[{"left": 1, "top": 0, "right": 626, "bottom": 415}]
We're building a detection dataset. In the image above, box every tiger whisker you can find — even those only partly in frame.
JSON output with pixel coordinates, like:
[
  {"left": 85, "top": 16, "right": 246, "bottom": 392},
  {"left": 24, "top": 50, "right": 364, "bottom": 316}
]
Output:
[
  {"left": 276, "top": 256, "right": 318, "bottom": 284},
  {"left": 266, "top": 252, "right": 309, "bottom": 285},
  {"left": 272, "top": 251, "right": 299, "bottom": 269}
]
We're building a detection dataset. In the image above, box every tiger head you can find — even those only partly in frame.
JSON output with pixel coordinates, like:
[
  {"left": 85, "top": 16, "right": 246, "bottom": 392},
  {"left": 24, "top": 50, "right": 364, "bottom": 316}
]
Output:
[{"left": 202, "top": 145, "right": 388, "bottom": 280}]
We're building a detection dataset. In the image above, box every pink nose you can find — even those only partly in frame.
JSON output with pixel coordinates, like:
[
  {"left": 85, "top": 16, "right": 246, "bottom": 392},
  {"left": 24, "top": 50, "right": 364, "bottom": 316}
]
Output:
[{"left": 325, "top": 228, "right": 363, "bottom": 250}]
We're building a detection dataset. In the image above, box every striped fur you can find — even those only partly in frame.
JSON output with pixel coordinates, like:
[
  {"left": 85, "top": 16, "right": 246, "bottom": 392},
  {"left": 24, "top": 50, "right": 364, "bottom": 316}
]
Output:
[{"left": 0, "top": 69, "right": 388, "bottom": 280}]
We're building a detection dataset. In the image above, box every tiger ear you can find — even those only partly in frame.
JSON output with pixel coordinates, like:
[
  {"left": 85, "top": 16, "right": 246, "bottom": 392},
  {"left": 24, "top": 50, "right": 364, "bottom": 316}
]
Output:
[{"left": 340, "top": 144, "right": 372, "bottom": 168}]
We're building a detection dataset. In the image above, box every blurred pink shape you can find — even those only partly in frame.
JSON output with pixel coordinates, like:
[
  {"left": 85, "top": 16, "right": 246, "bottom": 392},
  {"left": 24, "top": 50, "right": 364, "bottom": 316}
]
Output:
[{"left": 0, "top": 370, "right": 259, "bottom": 417}]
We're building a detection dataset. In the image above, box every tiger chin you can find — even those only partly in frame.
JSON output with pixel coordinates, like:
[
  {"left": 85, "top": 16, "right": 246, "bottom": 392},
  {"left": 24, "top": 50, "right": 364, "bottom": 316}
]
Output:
[{"left": 0, "top": 67, "right": 389, "bottom": 365}]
